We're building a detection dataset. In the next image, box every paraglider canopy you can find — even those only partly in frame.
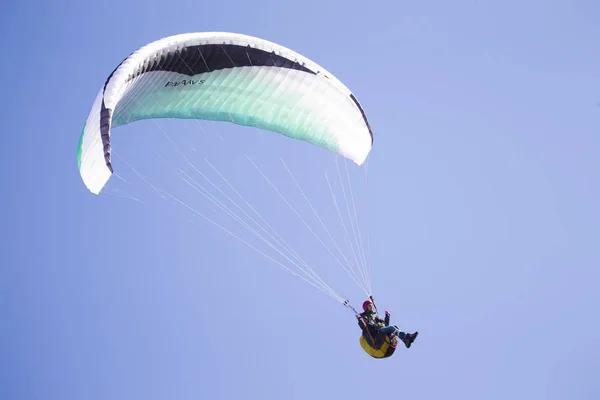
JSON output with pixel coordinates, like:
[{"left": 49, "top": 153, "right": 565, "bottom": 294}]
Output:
[{"left": 77, "top": 32, "right": 374, "bottom": 194}]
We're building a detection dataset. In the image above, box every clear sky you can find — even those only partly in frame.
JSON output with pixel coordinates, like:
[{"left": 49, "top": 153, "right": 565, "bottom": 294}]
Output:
[{"left": 2, "top": 0, "right": 599, "bottom": 399}]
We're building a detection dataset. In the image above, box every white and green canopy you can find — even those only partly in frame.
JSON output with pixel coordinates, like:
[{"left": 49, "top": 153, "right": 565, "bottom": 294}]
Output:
[{"left": 78, "top": 32, "right": 373, "bottom": 194}]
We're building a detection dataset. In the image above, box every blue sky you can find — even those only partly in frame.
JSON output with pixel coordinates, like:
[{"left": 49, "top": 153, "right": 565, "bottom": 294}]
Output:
[{"left": 2, "top": 0, "right": 600, "bottom": 399}]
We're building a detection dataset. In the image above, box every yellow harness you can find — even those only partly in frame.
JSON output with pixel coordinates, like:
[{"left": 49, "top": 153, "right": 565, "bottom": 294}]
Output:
[{"left": 359, "top": 333, "right": 397, "bottom": 358}]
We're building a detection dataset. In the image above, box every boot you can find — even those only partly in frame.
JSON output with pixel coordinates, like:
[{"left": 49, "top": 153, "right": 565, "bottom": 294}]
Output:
[{"left": 402, "top": 331, "right": 419, "bottom": 348}]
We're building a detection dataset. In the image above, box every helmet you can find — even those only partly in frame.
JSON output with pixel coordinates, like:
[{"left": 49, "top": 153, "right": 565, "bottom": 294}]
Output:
[{"left": 362, "top": 300, "right": 373, "bottom": 312}]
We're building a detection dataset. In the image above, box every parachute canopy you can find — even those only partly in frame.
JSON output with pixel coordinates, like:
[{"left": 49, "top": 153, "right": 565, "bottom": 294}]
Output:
[{"left": 77, "top": 32, "right": 373, "bottom": 194}]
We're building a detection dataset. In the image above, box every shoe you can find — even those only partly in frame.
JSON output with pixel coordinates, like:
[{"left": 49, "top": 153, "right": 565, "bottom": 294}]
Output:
[{"left": 402, "top": 331, "right": 419, "bottom": 348}]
